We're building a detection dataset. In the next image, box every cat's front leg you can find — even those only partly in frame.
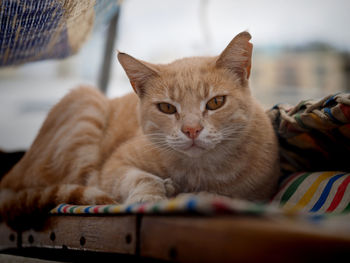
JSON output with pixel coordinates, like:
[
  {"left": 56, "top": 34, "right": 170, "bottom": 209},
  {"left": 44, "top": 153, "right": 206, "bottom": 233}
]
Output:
[{"left": 115, "top": 168, "right": 176, "bottom": 204}]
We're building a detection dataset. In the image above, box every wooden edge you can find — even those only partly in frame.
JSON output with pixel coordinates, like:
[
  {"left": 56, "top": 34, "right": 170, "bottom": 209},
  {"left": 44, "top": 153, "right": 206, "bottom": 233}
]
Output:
[
  {"left": 21, "top": 215, "right": 137, "bottom": 254},
  {"left": 2, "top": 214, "right": 350, "bottom": 262},
  {"left": 140, "top": 216, "right": 350, "bottom": 263},
  {"left": 0, "top": 223, "right": 18, "bottom": 250}
]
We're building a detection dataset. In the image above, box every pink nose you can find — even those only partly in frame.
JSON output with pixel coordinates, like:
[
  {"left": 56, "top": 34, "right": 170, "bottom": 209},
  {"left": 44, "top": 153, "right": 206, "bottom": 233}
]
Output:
[{"left": 181, "top": 124, "right": 203, "bottom": 139}]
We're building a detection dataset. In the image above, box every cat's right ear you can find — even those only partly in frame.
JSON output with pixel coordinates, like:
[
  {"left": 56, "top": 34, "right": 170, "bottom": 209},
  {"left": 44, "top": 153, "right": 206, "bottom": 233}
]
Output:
[
  {"left": 118, "top": 52, "right": 159, "bottom": 97},
  {"left": 216, "top": 31, "right": 253, "bottom": 82}
]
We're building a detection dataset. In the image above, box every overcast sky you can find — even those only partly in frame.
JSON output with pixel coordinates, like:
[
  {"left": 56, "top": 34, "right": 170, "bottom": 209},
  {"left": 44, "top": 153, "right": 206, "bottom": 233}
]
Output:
[{"left": 117, "top": 0, "right": 350, "bottom": 61}]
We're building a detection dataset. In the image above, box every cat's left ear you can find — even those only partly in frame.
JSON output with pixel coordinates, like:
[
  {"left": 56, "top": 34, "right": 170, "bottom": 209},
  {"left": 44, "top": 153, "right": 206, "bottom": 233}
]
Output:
[
  {"left": 118, "top": 52, "right": 159, "bottom": 97},
  {"left": 216, "top": 31, "right": 253, "bottom": 81}
]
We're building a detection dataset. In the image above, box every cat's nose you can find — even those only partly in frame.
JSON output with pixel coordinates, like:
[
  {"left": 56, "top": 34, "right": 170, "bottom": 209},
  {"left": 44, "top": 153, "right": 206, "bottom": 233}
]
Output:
[{"left": 181, "top": 124, "right": 203, "bottom": 139}]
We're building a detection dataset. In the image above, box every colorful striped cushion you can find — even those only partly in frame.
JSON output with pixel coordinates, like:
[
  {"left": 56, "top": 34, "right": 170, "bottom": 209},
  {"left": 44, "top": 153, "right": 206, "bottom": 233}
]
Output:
[
  {"left": 272, "top": 171, "right": 350, "bottom": 214},
  {"left": 51, "top": 171, "right": 350, "bottom": 220},
  {"left": 51, "top": 195, "right": 276, "bottom": 216}
]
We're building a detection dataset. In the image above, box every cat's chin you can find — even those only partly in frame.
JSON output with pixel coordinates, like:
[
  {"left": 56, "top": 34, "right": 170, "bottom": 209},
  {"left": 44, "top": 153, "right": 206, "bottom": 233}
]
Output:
[{"left": 180, "top": 145, "right": 207, "bottom": 158}]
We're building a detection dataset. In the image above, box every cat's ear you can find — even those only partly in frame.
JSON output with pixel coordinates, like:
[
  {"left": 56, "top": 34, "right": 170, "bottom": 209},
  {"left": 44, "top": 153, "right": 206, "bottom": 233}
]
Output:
[
  {"left": 216, "top": 31, "right": 253, "bottom": 81},
  {"left": 118, "top": 52, "right": 159, "bottom": 97}
]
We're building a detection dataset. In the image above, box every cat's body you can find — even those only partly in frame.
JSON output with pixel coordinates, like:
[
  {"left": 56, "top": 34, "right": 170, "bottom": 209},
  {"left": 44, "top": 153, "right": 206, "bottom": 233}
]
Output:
[{"left": 0, "top": 32, "right": 279, "bottom": 226}]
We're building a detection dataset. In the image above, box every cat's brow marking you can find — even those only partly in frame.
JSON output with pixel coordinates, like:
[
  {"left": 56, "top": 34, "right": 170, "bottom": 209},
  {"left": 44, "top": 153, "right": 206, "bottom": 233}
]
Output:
[
  {"left": 200, "top": 99, "right": 207, "bottom": 112},
  {"left": 199, "top": 82, "right": 210, "bottom": 99}
]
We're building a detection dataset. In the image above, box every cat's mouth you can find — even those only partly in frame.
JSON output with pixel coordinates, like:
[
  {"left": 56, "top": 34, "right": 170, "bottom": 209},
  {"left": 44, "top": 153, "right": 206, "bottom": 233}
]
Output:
[
  {"left": 186, "top": 142, "right": 205, "bottom": 151},
  {"left": 179, "top": 140, "right": 208, "bottom": 157},
  {"left": 166, "top": 137, "right": 215, "bottom": 157}
]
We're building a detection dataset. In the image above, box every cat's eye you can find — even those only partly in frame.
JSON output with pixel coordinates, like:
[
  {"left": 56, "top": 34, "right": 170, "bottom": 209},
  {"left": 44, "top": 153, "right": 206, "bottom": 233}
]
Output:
[
  {"left": 157, "top": 103, "right": 177, "bottom": 114},
  {"left": 206, "top": 96, "right": 226, "bottom": 110}
]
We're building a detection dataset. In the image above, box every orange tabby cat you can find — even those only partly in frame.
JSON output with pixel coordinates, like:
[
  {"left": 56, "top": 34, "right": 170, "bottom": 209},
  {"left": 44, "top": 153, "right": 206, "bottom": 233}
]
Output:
[{"left": 0, "top": 32, "right": 279, "bottom": 226}]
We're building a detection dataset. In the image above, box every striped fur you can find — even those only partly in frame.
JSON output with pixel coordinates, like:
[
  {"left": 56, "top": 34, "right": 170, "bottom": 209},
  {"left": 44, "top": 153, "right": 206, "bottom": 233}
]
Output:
[{"left": 0, "top": 32, "right": 279, "bottom": 229}]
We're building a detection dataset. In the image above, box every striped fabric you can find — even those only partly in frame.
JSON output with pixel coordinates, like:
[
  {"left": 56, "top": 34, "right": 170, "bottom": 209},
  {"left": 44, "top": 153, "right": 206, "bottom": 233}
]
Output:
[
  {"left": 50, "top": 196, "right": 350, "bottom": 231},
  {"left": 272, "top": 172, "right": 350, "bottom": 214},
  {"left": 51, "top": 172, "right": 350, "bottom": 221},
  {"left": 51, "top": 194, "right": 276, "bottom": 216}
]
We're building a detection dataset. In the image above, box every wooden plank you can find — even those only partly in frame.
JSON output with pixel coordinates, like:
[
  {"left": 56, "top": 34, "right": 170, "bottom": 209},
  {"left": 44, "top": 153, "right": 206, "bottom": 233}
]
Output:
[
  {"left": 21, "top": 215, "right": 137, "bottom": 254},
  {"left": 0, "top": 223, "right": 18, "bottom": 250},
  {"left": 140, "top": 216, "right": 350, "bottom": 263}
]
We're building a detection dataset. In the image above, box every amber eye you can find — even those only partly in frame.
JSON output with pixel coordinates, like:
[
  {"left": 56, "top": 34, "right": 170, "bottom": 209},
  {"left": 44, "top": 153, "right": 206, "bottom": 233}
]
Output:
[
  {"left": 157, "top": 103, "right": 177, "bottom": 114},
  {"left": 206, "top": 96, "right": 226, "bottom": 110}
]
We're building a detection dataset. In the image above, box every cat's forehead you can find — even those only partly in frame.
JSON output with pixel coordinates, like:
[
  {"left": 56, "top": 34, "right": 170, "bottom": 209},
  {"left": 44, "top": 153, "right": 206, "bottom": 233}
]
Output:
[
  {"left": 159, "top": 57, "right": 224, "bottom": 101},
  {"left": 165, "top": 56, "right": 215, "bottom": 75},
  {"left": 166, "top": 81, "right": 211, "bottom": 103}
]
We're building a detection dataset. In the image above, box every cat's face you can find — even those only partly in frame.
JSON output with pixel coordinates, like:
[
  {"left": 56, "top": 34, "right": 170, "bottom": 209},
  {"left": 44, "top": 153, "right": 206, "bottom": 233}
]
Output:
[
  {"left": 118, "top": 32, "right": 253, "bottom": 158},
  {"left": 137, "top": 58, "right": 253, "bottom": 158}
]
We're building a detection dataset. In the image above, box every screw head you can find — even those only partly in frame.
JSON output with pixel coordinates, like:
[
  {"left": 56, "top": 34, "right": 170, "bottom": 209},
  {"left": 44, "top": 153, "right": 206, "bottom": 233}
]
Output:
[
  {"left": 50, "top": 232, "right": 56, "bottom": 241},
  {"left": 80, "top": 236, "right": 86, "bottom": 246},
  {"left": 28, "top": 235, "right": 34, "bottom": 244}
]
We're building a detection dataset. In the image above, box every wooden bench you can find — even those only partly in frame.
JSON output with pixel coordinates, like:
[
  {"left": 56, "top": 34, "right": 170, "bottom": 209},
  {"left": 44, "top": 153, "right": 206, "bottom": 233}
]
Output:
[{"left": 1, "top": 214, "right": 350, "bottom": 262}]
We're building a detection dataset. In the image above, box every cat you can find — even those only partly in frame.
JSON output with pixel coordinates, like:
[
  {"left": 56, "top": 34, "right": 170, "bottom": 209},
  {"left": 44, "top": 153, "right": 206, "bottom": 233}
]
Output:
[{"left": 0, "top": 32, "right": 279, "bottom": 228}]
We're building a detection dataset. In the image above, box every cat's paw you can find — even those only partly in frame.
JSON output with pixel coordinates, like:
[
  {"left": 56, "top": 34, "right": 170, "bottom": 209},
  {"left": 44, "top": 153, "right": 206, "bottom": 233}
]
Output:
[
  {"left": 125, "top": 193, "right": 166, "bottom": 204},
  {"left": 93, "top": 195, "right": 118, "bottom": 205},
  {"left": 123, "top": 175, "right": 176, "bottom": 205},
  {"left": 164, "top": 178, "right": 176, "bottom": 197},
  {"left": 80, "top": 187, "right": 117, "bottom": 205}
]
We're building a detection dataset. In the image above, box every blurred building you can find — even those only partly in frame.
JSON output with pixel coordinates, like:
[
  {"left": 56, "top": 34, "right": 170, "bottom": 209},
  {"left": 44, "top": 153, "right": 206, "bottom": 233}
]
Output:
[{"left": 251, "top": 44, "right": 350, "bottom": 106}]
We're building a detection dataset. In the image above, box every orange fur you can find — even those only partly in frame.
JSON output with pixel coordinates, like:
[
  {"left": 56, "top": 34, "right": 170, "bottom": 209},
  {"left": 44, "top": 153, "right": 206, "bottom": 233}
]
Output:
[{"left": 0, "top": 32, "right": 279, "bottom": 228}]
